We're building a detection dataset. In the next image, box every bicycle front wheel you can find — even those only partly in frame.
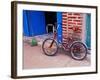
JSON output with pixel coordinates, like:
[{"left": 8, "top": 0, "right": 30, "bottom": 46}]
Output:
[
  {"left": 42, "top": 38, "right": 58, "bottom": 56},
  {"left": 70, "top": 42, "right": 87, "bottom": 60}
]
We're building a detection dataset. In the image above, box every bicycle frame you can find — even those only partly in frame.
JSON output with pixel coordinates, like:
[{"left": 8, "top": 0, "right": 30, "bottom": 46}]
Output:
[{"left": 42, "top": 23, "right": 88, "bottom": 60}]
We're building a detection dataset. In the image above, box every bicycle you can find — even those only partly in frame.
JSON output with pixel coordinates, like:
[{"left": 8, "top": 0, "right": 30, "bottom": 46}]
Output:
[{"left": 42, "top": 23, "right": 87, "bottom": 60}]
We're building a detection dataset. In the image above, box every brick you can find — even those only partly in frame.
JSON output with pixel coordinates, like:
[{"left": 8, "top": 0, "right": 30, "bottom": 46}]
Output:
[
  {"left": 77, "top": 22, "right": 82, "bottom": 25},
  {"left": 63, "top": 27, "right": 67, "bottom": 29},
  {"left": 63, "top": 34, "right": 67, "bottom": 36},
  {"left": 62, "top": 31, "right": 67, "bottom": 33},
  {"left": 62, "top": 18, "right": 67, "bottom": 20},
  {"left": 62, "top": 41, "right": 67, "bottom": 43},
  {"left": 68, "top": 27, "right": 73, "bottom": 29},
  {"left": 67, "top": 30, "right": 73, "bottom": 33},
  {"left": 68, "top": 13, "right": 72, "bottom": 15},
  {"left": 62, "top": 40, "right": 67, "bottom": 42},
  {"left": 73, "top": 26, "right": 82, "bottom": 28},
  {"left": 73, "top": 20, "right": 82, "bottom": 22},
  {"left": 62, "top": 30, "right": 67, "bottom": 32},
  {"left": 62, "top": 20, "right": 67, "bottom": 23},
  {"left": 62, "top": 36, "right": 67, "bottom": 38},
  {"left": 62, "top": 35, "right": 67, "bottom": 38},
  {"left": 68, "top": 24, "right": 73, "bottom": 26},
  {"left": 62, "top": 32, "right": 67, "bottom": 34},
  {"left": 62, "top": 28, "right": 67, "bottom": 30},
  {"left": 62, "top": 36, "right": 67, "bottom": 39},
  {"left": 68, "top": 21, "right": 73, "bottom": 23},
  {"left": 62, "top": 26, "right": 67, "bottom": 28},
  {"left": 74, "top": 31, "right": 82, "bottom": 34},
  {"left": 73, "top": 13, "right": 81, "bottom": 16},
  {"left": 62, "top": 23, "right": 67, "bottom": 26},
  {"left": 78, "top": 17, "right": 83, "bottom": 19},
  {"left": 74, "top": 31, "right": 82, "bottom": 33},
  {"left": 68, "top": 19, "right": 72, "bottom": 21},
  {"left": 62, "top": 14, "right": 67, "bottom": 16},
  {"left": 62, "top": 12, "right": 67, "bottom": 14},
  {"left": 62, "top": 19, "right": 67, "bottom": 21},
  {"left": 68, "top": 22, "right": 76, "bottom": 25},
  {"left": 62, "top": 37, "right": 68, "bottom": 39},
  {"left": 63, "top": 38, "right": 67, "bottom": 41},
  {"left": 62, "top": 30, "right": 67, "bottom": 33},
  {"left": 62, "top": 23, "right": 67, "bottom": 25},
  {"left": 62, "top": 15, "right": 67, "bottom": 17},
  {"left": 62, "top": 40, "right": 66, "bottom": 42},
  {"left": 68, "top": 16, "right": 77, "bottom": 19},
  {"left": 72, "top": 25, "right": 82, "bottom": 27},
  {"left": 68, "top": 30, "right": 72, "bottom": 33},
  {"left": 62, "top": 29, "right": 67, "bottom": 31},
  {"left": 62, "top": 25, "right": 67, "bottom": 28},
  {"left": 77, "top": 26, "right": 82, "bottom": 27},
  {"left": 62, "top": 17, "right": 68, "bottom": 19}
]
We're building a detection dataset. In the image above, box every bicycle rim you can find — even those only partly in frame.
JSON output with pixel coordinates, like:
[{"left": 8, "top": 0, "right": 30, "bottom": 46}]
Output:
[
  {"left": 42, "top": 38, "right": 58, "bottom": 56},
  {"left": 70, "top": 42, "right": 87, "bottom": 60}
]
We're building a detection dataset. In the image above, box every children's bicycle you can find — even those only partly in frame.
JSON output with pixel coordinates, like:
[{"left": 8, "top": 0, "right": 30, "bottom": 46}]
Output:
[{"left": 42, "top": 23, "right": 87, "bottom": 60}]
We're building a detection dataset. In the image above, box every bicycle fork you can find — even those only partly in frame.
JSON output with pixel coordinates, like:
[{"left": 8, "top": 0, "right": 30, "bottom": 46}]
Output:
[{"left": 49, "top": 32, "right": 56, "bottom": 48}]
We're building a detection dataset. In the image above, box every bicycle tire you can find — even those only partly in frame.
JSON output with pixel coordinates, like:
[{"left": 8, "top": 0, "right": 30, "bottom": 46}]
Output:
[
  {"left": 42, "top": 38, "right": 58, "bottom": 56},
  {"left": 70, "top": 41, "right": 87, "bottom": 60}
]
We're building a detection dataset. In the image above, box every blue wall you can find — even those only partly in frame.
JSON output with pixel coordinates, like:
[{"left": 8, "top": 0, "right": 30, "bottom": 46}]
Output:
[
  {"left": 23, "top": 10, "right": 30, "bottom": 36},
  {"left": 23, "top": 10, "right": 46, "bottom": 36},
  {"left": 57, "top": 12, "right": 62, "bottom": 43}
]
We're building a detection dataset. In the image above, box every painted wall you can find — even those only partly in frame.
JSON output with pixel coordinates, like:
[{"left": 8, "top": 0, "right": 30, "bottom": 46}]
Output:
[
  {"left": 85, "top": 14, "right": 91, "bottom": 48},
  {"left": 23, "top": 10, "right": 46, "bottom": 36},
  {"left": 57, "top": 12, "right": 62, "bottom": 43}
]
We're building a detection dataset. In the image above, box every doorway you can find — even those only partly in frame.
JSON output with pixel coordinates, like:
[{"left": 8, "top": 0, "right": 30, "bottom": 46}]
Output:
[{"left": 45, "top": 12, "right": 57, "bottom": 33}]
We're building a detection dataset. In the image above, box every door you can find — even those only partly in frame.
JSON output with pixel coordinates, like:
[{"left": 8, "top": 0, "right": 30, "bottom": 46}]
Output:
[
  {"left": 45, "top": 12, "right": 57, "bottom": 33},
  {"left": 23, "top": 10, "right": 46, "bottom": 36}
]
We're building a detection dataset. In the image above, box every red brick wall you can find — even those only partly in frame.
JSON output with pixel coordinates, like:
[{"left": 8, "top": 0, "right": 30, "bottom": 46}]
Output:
[{"left": 62, "top": 12, "right": 83, "bottom": 42}]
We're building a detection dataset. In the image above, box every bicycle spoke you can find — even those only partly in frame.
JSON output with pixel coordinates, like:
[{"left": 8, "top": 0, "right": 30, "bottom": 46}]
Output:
[
  {"left": 42, "top": 39, "right": 58, "bottom": 56},
  {"left": 70, "top": 42, "right": 87, "bottom": 60}
]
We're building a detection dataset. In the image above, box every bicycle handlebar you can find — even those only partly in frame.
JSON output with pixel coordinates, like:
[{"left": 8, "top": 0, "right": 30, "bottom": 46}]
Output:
[{"left": 46, "top": 23, "right": 62, "bottom": 33}]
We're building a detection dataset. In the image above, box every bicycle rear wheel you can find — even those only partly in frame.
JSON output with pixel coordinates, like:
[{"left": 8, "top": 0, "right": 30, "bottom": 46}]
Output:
[
  {"left": 70, "top": 41, "right": 87, "bottom": 60},
  {"left": 42, "top": 38, "right": 58, "bottom": 56}
]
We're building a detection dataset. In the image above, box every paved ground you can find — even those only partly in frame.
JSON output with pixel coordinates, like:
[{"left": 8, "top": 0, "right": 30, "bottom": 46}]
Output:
[
  {"left": 23, "top": 42, "right": 91, "bottom": 69},
  {"left": 23, "top": 34, "right": 53, "bottom": 46}
]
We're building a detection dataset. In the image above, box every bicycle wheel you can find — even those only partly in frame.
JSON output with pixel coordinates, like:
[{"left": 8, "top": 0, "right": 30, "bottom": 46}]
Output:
[
  {"left": 42, "top": 38, "right": 58, "bottom": 56},
  {"left": 70, "top": 41, "right": 87, "bottom": 60}
]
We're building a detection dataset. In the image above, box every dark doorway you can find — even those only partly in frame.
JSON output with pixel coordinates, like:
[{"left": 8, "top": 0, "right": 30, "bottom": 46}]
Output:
[{"left": 45, "top": 12, "right": 57, "bottom": 33}]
